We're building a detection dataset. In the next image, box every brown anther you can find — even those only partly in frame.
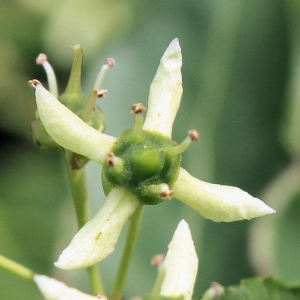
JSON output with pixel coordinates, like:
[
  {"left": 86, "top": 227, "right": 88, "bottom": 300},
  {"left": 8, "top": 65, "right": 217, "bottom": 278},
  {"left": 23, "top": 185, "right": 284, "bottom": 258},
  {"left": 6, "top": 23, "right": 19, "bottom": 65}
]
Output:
[
  {"left": 188, "top": 129, "right": 200, "bottom": 142},
  {"left": 28, "top": 79, "right": 42, "bottom": 88},
  {"left": 106, "top": 57, "right": 116, "bottom": 67},
  {"left": 160, "top": 189, "right": 174, "bottom": 200},
  {"left": 151, "top": 254, "right": 165, "bottom": 267},
  {"left": 131, "top": 103, "right": 146, "bottom": 114},
  {"left": 36, "top": 53, "right": 48, "bottom": 65},
  {"left": 106, "top": 152, "right": 115, "bottom": 167},
  {"left": 96, "top": 89, "right": 108, "bottom": 98}
]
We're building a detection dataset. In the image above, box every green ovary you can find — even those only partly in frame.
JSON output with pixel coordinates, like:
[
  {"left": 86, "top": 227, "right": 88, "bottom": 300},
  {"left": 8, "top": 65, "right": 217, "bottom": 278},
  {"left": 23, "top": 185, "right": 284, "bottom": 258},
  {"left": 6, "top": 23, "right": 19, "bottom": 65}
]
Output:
[{"left": 102, "top": 128, "right": 181, "bottom": 205}]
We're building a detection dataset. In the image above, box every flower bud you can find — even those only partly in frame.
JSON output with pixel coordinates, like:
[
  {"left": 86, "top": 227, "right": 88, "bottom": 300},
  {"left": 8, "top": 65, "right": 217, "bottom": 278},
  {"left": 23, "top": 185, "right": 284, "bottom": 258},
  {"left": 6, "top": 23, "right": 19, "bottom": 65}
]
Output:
[{"left": 160, "top": 219, "right": 198, "bottom": 300}]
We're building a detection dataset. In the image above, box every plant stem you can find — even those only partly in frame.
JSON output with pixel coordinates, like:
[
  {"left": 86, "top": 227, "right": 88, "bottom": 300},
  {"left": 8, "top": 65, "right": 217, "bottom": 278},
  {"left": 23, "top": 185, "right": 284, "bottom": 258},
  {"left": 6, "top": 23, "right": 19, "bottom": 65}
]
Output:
[
  {"left": 112, "top": 205, "right": 144, "bottom": 300},
  {"left": 0, "top": 254, "right": 35, "bottom": 281},
  {"left": 150, "top": 266, "right": 165, "bottom": 298},
  {"left": 65, "top": 151, "right": 105, "bottom": 295}
]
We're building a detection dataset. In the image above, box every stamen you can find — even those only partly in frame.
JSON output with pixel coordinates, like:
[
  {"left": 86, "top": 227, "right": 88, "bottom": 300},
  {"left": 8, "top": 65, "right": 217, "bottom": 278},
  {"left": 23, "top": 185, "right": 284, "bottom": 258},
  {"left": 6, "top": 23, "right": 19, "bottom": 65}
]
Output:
[
  {"left": 188, "top": 129, "right": 200, "bottom": 142},
  {"left": 131, "top": 103, "right": 146, "bottom": 134},
  {"left": 165, "top": 129, "right": 199, "bottom": 156},
  {"left": 130, "top": 103, "right": 146, "bottom": 114},
  {"left": 35, "top": 53, "right": 58, "bottom": 97},
  {"left": 81, "top": 89, "right": 108, "bottom": 122},
  {"left": 106, "top": 153, "right": 124, "bottom": 174},
  {"left": 106, "top": 57, "right": 116, "bottom": 67},
  {"left": 36, "top": 53, "right": 47, "bottom": 65},
  {"left": 96, "top": 89, "right": 108, "bottom": 98},
  {"left": 151, "top": 254, "right": 165, "bottom": 267},
  {"left": 28, "top": 79, "right": 42, "bottom": 88},
  {"left": 93, "top": 57, "right": 116, "bottom": 91}
]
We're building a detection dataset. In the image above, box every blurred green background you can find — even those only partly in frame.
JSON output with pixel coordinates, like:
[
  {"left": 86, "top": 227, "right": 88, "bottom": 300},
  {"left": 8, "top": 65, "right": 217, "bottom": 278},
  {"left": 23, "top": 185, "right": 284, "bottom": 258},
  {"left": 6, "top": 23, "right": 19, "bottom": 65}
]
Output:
[{"left": 1, "top": 0, "right": 300, "bottom": 299}]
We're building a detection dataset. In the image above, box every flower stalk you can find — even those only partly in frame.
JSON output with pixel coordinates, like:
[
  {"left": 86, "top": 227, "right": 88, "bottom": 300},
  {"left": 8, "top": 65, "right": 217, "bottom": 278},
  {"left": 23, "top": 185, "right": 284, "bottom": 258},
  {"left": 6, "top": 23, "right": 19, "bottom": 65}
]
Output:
[
  {"left": 112, "top": 205, "right": 144, "bottom": 300},
  {"left": 0, "top": 254, "right": 35, "bottom": 281}
]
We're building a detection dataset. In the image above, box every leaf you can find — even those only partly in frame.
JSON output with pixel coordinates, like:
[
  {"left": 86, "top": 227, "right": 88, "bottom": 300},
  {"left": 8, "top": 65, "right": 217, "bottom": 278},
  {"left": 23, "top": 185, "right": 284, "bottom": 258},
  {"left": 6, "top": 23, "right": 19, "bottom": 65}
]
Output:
[{"left": 218, "top": 277, "right": 300, "bottom": 300}]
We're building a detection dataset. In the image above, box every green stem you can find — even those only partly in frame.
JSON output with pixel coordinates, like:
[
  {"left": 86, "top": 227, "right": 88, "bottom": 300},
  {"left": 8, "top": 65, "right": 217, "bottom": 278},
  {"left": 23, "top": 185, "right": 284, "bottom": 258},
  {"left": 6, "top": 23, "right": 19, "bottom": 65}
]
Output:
[
  {"left": 65, "top": 151, "right": 105, "bottom": 295},
  {"left": 112, "top": 205, "right": 144, "bottom": 300},
  {"left": 0, "top": 254, "right": 35, "bottom": 281},
  {"left": 65, "top": 153, "right": 89, "bottom": 228},
  {"left": 150, "top": 266, "right": 165, "bottom": 298}
]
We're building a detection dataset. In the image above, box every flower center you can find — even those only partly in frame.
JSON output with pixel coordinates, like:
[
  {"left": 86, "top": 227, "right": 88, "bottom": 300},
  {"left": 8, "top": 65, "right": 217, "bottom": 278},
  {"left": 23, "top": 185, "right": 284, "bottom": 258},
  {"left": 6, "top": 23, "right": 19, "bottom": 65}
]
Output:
[{"left": 102, "top": 128, "right": 181, "bottom": 205}]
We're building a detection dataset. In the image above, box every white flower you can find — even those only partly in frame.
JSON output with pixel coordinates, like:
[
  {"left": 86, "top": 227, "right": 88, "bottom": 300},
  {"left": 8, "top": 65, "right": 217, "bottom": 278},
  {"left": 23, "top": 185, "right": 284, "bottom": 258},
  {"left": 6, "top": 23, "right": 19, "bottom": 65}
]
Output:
[{"left": 30, "top": 38, "right": 275, "bottom": 270}]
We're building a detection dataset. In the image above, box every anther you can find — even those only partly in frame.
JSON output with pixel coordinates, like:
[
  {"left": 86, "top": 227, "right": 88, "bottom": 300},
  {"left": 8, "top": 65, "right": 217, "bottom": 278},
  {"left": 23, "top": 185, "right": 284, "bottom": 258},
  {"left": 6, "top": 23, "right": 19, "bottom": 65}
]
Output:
[
  {"left": 28, "top": 79, "right": 42, "bottom": 88},
  {"left": 151, "top": 254, "right": 165, "bottom": 267},
  {"left": 188, "top": 129, "right": 199, "bottom": 142},
  {"left": 160, "top": 188, "right": 174, "bottom": 200},
  {"left": 106, "top": 153, "right": 124, "bottom": 175},
  {"left": 106, "top": 152, "right": 116, "bottom": 167},
  {"left": 36, "top": 53, "right": 48, "bottom": 65},
  {"left": 131, "top": 103, "right": 146, "bottom": 114},
  {"left": 96, "top": 89, "right": 108, "bottom": 98},
  {"left": 105, "top": 57, "right": 116, "bottom": 68}
]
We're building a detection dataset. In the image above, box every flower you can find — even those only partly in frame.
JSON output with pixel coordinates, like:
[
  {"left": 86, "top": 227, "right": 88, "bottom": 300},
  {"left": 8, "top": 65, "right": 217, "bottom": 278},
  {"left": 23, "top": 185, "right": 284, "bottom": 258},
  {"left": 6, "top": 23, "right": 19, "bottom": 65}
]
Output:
[
  {"left": 34, "top": 275, "right": 107, "bottom": 300},
  {"left": 29, "top": 38, "right": 275, "bottom": 269},
  {"left": 159, "top": 219, "right": 198, "bottom": 300}
]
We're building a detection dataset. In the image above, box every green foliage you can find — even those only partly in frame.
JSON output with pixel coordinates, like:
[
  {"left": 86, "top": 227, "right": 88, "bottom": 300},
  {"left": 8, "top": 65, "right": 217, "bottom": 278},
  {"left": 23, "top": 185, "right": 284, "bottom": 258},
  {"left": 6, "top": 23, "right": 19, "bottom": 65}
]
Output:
[{"left": 219, "top": 277, "right": 300, "bottom": 300}]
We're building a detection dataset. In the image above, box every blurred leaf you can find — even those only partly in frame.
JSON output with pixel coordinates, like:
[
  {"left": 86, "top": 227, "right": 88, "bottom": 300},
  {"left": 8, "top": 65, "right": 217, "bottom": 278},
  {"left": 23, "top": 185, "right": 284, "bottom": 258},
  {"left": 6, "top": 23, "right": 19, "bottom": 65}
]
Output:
[
  {"left": 274, "top": 191, "right": 300, "bottom": 282},
  {"left": 249, "top": 161, "right": 300, "bottom": 283},
  {"left": 218, "top": 277, "right": 300, "bottom": 300}
]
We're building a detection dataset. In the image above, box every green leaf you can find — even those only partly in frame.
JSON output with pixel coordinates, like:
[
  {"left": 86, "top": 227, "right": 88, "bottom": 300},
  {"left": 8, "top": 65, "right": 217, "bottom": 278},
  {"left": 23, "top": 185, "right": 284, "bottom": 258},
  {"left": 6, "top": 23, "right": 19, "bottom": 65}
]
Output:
[{"left": 218, "top": 277, "right": 300, "bottom": 300}]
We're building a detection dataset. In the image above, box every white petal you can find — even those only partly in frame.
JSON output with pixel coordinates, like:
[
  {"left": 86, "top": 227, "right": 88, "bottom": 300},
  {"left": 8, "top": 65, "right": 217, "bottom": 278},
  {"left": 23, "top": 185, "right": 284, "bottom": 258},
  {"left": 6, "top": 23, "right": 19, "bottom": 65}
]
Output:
[
  {"left": 55, "top": 188, "right": 139, "bottom": 269},
  {"left": 35, "top": 84, "right": 115, "bottom": 165},
  {"left": 160, "top": 220, "right": 198, "bottom": 300},
  {"left": 143, "top": 38, "right": 183, "bottom": 137},
  {"left": 174, "top": 168, "right": 275, "bottom": 222},
  {"left": 34, "top": 275, "right": 105, "bottom": 300}
]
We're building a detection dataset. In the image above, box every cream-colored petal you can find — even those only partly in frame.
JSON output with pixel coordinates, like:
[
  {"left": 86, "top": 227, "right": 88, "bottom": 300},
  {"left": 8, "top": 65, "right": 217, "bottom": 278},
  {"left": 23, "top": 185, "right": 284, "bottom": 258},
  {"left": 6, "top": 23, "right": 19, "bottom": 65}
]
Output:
[
  {"left": 34, "top": 275, "right": 106, "bottom": 300},
  {"left": 143, "top": 38, "right": 183, "bottom": 137},
  {"left": 160, "top": 220, "right": 198, "bottom": 300},
  {"left": 55, "top": 188, "right": 139, "bottom": 269},
  {"left": 174, "top": 168, "right": 275, "bottom": 222},
  {"left": 35, "top": 84, "right": 115, "bottom": 165}
]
